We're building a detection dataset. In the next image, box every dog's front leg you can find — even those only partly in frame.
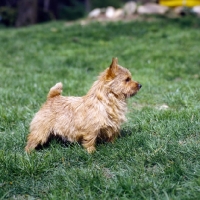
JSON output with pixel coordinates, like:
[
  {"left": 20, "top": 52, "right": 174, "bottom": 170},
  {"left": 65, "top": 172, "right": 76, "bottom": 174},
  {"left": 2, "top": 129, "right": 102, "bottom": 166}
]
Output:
[{"left": 82, "top": 133, "right": 97, "bottom": 153}]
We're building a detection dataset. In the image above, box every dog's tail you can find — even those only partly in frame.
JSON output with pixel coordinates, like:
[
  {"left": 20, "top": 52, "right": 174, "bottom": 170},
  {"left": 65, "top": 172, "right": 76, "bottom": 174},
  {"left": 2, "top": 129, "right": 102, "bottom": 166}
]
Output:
[{"left": 47, "top": 82, "right": 63, "bottom": 98}]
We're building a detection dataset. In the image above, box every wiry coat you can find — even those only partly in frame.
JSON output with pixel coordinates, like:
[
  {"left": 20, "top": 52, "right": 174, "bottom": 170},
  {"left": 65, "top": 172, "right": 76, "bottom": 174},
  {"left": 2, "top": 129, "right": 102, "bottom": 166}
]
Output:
[{"left": 25, "top": 58, "right": 141, "bottom": 153}]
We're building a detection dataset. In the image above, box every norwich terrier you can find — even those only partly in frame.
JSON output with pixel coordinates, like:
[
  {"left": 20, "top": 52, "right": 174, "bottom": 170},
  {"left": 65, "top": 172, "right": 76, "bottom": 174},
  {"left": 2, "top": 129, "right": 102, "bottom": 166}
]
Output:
[{"left": 25, "top": 58, "right": 142, "bottom": 153}]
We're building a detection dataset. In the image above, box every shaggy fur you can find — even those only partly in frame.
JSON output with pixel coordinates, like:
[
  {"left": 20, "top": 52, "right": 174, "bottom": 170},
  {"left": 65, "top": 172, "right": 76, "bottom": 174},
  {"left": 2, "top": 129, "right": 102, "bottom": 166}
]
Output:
[{"left": 25, "top": 58, "right": 142, "bottom": 153}]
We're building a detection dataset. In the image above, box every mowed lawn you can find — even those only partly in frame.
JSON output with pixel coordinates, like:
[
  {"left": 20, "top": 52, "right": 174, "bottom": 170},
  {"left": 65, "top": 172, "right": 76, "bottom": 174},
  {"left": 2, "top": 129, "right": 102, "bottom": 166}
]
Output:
[{"left": 0, "top": 16, "right": 200, "bottom": 199}]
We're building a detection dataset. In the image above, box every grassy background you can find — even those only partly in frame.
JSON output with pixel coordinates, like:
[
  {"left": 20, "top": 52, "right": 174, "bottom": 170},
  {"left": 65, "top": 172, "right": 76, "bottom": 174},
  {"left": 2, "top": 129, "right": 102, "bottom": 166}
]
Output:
[{"left": 0, "top": 16, "right": 200, "bottom": 199}]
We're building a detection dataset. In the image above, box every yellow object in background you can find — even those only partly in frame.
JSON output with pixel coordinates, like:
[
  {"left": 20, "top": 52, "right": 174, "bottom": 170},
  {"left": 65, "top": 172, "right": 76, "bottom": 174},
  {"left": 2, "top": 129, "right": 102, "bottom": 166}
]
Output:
[{"left": 159, "top": 0, "right": 200, "bottom": 7}]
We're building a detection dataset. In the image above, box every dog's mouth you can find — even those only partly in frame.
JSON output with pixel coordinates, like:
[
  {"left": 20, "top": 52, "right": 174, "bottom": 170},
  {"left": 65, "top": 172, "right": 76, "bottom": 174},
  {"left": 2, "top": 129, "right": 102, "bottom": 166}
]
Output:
[
  {"left": 130, "top": 92, "right": 137, "bottom": 97},
  {"left": 131, "top": 84, "right": 142, "bottom": 97},
  {"left": 130, "top": 91, "right": 138, "bottom": 98},
  {"left": 125, "top": 85, "right": 142, "bottom": 98},
  {"left": 124, "top": 91, "right": 137, "bottom": 98}
]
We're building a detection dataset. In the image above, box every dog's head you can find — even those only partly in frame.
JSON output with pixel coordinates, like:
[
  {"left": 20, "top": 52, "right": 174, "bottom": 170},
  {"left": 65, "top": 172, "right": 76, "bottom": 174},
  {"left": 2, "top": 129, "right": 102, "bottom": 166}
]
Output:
[{"left": 105, "top": 58, "right": 142, "bottom": 99}]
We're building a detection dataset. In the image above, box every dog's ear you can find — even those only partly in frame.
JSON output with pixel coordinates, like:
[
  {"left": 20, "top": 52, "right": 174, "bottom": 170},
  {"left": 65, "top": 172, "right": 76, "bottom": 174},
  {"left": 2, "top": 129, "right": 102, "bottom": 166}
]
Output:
[
  {"left": 106, "top": 57, "right": 118, "bottom": 79},
  {"left": 110, "top": 57, "right": 118, "bottom": 72}
]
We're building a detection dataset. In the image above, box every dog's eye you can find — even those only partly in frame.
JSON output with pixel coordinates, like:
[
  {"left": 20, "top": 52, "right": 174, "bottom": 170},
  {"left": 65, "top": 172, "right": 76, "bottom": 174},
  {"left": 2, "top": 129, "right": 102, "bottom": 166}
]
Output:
[{"left": 125, "top": 77, "right": 131, "bottom": 82}]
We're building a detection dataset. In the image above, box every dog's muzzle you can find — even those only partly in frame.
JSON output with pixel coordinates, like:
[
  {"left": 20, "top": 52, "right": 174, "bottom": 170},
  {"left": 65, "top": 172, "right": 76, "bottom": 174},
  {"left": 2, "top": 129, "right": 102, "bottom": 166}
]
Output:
[{"left": 138, "top": 84, "right": 142, "bottom": 89}]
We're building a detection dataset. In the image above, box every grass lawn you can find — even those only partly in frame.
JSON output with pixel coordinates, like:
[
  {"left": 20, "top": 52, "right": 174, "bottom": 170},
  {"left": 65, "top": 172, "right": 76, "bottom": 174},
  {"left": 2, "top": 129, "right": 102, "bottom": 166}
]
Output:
[{"left": 0, "top": 16, "right": 200, "bottom": 199}]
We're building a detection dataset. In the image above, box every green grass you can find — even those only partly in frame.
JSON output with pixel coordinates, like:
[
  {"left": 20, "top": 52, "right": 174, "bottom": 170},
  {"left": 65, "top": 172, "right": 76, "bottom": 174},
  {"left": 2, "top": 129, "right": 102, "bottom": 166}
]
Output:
[{"left": 0, "top": 16, "right": 200, "bottom": 199}]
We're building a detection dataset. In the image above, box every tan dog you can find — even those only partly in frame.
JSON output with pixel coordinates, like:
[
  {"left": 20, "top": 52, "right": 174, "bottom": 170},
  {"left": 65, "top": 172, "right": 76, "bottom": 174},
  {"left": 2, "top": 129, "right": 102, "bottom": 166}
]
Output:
[{"left": 25, "top": 58, "right": 142, "bottom": 153}]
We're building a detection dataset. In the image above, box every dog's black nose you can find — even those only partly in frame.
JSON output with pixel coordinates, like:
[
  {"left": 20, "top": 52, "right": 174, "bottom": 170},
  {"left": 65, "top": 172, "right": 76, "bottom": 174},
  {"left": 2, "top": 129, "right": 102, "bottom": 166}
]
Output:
[{"left": 138, "top": 84, "right": 142, "bottom": 89}]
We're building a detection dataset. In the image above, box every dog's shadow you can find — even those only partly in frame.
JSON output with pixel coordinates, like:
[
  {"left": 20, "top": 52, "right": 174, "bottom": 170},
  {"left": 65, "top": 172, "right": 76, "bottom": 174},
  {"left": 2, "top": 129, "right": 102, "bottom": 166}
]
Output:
[
  {"left": 120, "top": 128, "right": 134, "bottom": 138},
  {"left": 35, "top": 135, "right": 72, "bottom": 151},
  {"left": 35, "top": 128, "right": 134, "bottom": 151}
]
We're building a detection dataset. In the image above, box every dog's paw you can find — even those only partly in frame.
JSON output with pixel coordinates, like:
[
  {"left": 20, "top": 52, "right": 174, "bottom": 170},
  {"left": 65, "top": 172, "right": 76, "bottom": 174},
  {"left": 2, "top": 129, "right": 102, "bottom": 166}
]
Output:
[{"left": 86, "top": 146, "right": 96, "bottom": 153}]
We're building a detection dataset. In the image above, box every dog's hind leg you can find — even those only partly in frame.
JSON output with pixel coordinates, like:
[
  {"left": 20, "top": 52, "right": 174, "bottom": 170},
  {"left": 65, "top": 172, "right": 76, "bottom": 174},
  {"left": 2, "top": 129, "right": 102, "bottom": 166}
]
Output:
[{"left": 25, "top": 126, "right": 51, "bottom": 153}]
